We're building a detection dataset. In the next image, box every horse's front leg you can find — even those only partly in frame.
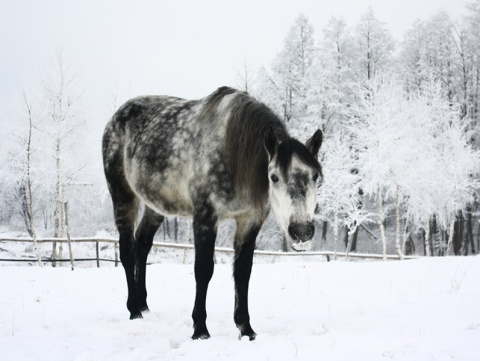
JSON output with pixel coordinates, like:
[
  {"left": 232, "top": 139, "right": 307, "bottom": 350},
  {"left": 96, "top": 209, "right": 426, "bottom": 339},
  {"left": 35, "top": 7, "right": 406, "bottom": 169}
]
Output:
[
  {"left": 191, "top": 202, "right": 218, "bottom": 340},
  {"left": 233, "top": 219, "right": 261, "bottom": 340}
]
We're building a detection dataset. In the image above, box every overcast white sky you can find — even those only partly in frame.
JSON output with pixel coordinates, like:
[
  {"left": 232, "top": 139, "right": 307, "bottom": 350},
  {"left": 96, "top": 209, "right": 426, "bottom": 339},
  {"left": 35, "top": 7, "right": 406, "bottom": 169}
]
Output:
[{"left": 0, "top": 0, "right": 469, "bottom": 124}]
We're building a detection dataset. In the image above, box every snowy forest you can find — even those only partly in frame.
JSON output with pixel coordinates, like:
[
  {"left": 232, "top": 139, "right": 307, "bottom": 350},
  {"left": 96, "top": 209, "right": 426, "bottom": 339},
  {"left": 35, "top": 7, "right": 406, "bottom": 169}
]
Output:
[{"left": 1, "top": 3, "right": 480, "bottom": 258}]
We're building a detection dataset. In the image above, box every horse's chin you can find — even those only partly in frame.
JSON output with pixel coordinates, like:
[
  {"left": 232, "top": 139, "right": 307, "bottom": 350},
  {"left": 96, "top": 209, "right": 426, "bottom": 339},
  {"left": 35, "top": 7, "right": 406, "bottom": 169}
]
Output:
[{"left": 290, "top": 240, "right": 313, "bottom": 252}]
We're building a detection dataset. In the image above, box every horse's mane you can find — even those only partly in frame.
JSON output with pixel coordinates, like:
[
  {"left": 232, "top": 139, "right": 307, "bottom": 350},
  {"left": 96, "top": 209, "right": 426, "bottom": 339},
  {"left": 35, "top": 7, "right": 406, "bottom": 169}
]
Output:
[
  {"left": 218, "top": 88, "right": 288, "bottom": 218},
  {"left": 202, "top": 87, "right": 321, "bottom": 219}
]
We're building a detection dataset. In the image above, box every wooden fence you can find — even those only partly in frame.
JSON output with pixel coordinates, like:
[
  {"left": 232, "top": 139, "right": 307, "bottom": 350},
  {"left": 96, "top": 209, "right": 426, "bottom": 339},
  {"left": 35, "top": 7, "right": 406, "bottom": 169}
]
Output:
[{"left": 0, "top": 236, "right": 417, "bottom": 268}]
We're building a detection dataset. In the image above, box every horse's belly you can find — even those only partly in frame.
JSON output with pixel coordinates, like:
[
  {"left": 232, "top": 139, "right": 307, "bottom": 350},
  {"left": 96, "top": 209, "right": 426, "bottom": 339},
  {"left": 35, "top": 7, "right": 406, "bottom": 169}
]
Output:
[
  {"left": 127, "top": 163, "right": 194, "bottom": 217},
  {"left": 147, "top": 192, "right": 193, "bottom": 218},
  {"left": 147, "top": 176, "right": 194, "bottom": 217}
]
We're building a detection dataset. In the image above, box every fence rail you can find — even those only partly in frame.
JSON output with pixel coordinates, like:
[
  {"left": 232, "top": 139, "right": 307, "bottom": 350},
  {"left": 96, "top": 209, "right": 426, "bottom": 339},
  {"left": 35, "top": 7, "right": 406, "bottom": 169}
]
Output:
[{"left": 0, "top": 236, "right": 417, "bottom": 267}]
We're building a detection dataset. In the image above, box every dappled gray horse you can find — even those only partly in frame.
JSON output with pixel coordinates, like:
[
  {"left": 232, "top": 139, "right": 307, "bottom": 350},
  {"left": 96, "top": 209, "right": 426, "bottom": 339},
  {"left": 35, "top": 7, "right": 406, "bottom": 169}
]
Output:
[{"left": 102, "top": 87, "right": 323, "bottom": 340}]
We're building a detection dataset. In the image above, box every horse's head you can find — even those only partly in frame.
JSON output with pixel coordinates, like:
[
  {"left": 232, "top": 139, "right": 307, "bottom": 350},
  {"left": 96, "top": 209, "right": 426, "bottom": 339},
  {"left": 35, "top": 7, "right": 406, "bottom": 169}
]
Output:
[{"left": 265, "top": 129, "right": 323, "bottom": 252}]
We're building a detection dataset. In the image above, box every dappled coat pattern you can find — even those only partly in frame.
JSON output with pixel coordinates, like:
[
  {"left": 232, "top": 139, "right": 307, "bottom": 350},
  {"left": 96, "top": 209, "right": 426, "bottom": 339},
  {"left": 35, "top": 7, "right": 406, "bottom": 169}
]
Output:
[{"left": 102, "top": 86, "right": 323, "bottom": 340}]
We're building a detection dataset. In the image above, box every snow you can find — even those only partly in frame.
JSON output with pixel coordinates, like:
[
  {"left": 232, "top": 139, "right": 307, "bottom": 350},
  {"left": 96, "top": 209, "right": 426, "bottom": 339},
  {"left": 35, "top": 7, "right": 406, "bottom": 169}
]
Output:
[{"left": 1, "top": 257, "right": 479, "bottom": 361}]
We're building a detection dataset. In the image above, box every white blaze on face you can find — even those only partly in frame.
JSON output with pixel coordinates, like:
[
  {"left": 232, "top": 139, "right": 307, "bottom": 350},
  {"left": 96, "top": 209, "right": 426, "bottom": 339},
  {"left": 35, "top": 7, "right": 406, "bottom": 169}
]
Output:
[{"left": 268, "top": 155, "right": 319, "bottom": 251}]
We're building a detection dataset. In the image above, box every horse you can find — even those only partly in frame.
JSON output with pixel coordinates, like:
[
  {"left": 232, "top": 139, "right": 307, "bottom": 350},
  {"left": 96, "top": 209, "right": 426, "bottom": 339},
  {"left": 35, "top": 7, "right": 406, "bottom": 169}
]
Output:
[{"left": 102, "top": 86, "right": 323, "bottom": 340}]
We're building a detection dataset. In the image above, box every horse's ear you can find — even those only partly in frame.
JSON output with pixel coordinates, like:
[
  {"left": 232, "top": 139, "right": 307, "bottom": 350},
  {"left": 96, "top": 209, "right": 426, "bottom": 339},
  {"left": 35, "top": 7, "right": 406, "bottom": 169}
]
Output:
[
  {"left": 306, "top": 129, "right": 323, "bottom": 158},
  {"left": 264, "top": 128, "right": 279, "bottom": 160}
]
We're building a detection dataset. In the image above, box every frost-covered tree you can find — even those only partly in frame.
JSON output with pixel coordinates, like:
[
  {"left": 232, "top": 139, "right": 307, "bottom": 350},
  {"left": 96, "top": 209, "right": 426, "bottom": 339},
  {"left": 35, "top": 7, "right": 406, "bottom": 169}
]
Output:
[
  {"left": 234, "top": 58, "right": 257, "bottom": 93},
  {"left": 418, "top": 81, "right": 480, "bottom": 254},
  {"left": 40, "top": 48, "right": 86, "bottom": 264},
  {"left": 314, "top": 16, "right": 355, "bottom": 134},
  {"left": 354, "top": 76, "right": 480, "bottom": 257},
  {"left": 316, "top": 131, "right": 371, "bottom": 257},
  {"left": 399, "top": 13, "right": 458, "bottom": 101},
  {"left": 269, "top": 14, "right": 316, "bottom": 131},
  {"left": 21, "top": 93, "right": 43, "bottom": 265},
  {"left": 399, "top": 20, "right": 428, "bottom": 94},
  {"left": 453, "top": 23, "right": 475, "bottom": 120},
  {"left": 41, "top": 49, "right": 83, "bottom": 237},
  {"left": 353, "top": 77, "right": 411, "bottom": 258},
  {"left": 463, "top": 1, "right": 480, "bottom": 127},
  {"left": 424, "top": 12, "right": 457, "bottom": 103},
  {"left": 353, "top": 8, "right": 394, "bottom": 82}
]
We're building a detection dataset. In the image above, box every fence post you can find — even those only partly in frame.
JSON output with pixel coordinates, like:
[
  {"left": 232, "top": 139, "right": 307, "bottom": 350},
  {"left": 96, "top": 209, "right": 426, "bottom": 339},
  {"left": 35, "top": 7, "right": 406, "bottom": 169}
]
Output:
[
  {"left": 52, "top": 240, "right": 57, "bottom": 268},
  {"left": 96, "top": 241, "right": 100, "bottom": 268},
  {"left": 114, "top": 242, "right": 119, "bottom": 267},
  {"left": 183, "top": 249, "right": 188, "bottom": 264}
]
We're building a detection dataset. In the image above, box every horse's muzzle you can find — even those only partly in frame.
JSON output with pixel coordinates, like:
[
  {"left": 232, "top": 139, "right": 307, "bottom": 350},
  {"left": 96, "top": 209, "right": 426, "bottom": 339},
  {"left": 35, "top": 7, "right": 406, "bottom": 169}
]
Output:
[{"left": 288, "top": 222, "right": 315, "bottom": 243}]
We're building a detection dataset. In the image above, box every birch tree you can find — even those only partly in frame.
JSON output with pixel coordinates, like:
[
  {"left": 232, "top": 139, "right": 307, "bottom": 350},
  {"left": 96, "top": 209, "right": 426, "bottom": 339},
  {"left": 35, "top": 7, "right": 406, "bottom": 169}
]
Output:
[
  {"left": 22, "top": 93, "right": 43, "bottom": 266},
  {"left": 41, "top": 48, "right": 83, "bottom": 264}
]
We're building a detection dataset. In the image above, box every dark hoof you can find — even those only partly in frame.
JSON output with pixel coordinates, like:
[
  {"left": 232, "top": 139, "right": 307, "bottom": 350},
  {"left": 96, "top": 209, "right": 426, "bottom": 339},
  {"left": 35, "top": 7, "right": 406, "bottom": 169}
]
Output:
[
  {"left": 129, "top": 312, "right": 143, "bottom": 320},
  {"left": 238, "top": 324, "right": 256, "bottom": 341},
  {"left": 239, "top": 331, "right": 256, "bottom": 341},
  {"left": 192, "top": 325, "right": 210, "bottom": 340}
]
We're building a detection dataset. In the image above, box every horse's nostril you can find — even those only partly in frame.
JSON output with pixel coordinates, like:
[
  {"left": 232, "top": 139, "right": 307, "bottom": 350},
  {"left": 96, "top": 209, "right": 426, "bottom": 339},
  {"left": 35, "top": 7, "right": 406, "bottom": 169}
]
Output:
[
  {"left": 288, "top": 224, "right": 299, "bottom": 240},
  {"left": 304, "top": 225, "right": 314, "bottom": 240},
  {"left": 288, "top": 223, "right": 315, "bottom": 242}
]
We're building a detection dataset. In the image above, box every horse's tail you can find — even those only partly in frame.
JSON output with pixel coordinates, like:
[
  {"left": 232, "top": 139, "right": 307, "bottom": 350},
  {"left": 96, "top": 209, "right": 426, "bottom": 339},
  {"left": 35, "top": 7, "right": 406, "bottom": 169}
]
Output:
[{"left": 102, "top": 110, "right": 140, "bottom": 234}]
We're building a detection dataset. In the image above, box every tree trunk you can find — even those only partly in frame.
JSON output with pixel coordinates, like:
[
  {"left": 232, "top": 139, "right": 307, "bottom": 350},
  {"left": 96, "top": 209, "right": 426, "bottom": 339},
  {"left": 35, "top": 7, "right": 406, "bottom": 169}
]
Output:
[
  {"left": 465, "top": 206, "right": 475, "bottom": 255},
  {"left": 333, "top": 204, "right": 339, "bottom": 260},
  {"left": 345, "top": 233, "right": 351, "bottom": 256},
  {"left": 377, "top": 190, "right": 387, "bottom": 260},
  {"left": 64, "top": 202, "right": 75, "bottom": 271},
  {"left": 350, "top": 188, "right": 363, "bottom": 253},
  {"left": 166, "top": 218, "right": 171, "bottom": 239},
  {"left": 23, "top": 94, "right": 42, "bottom": 266},
  {"left": 447, "top": 209, "right": 456, "bottom": 256},
  {"left": 403, "top": 221, "right": 415, "bottom": 256},
  {"left": 477, "top": 224, "right": 480, "bottom": 254},
  {"left": 395, "top": 185, "right": 404, "bottom": 259},
  {"left": 430, "top": 216, "right": 438, "bottom": 256},
  {"left": 174, "top": 217, "right": 178, "bottom": 242},
  {"left": 321, "top": 221, "right": 328, "bottom": 242},
  {"left": 184, "top": 220, "right": 191, "bottom": 244},
  {"left": 19, "top": 183, "right": 33, "bottom": 238},
  {"left": 405, "top": 234, "right": 415, "bottom": 256},
  {"left": 351, "top": 228, "right": 358, "bottom": 252},
  {"left": 343, "top": 225, "right": 350, "bottom": 250},
  {"left": 52, "top": 137, "right": 61, "bottom": 267},
  {"left": 453, "top": 211, "right": 464, "bottom": 255},
  {"left": 281, "top": 234, "right": 289, "bottom": 252}
]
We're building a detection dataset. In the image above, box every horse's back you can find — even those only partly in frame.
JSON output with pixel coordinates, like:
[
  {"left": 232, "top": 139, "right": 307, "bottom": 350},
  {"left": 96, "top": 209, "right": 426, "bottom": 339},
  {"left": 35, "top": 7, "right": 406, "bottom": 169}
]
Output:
[{"left": 103, "top": 91, "right": 235, "bottom": 217}]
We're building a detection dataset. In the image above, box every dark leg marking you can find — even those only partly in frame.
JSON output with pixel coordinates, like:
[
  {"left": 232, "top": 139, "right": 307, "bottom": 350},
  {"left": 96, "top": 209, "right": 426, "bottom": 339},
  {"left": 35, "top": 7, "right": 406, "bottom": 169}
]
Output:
[
  {"left": 113, "top": 192, "right": 141, "bottom": 320},
  {"left": 233, "top": 220, "right": 261, "bottom": 340},
  {"left": 134, "top": 206, "right": 164, "bottom": 312},
  {"left": 104, "top": 135, "right": 144, "bottom": 320},
  {"left": 191, "top": 201, "right": 218, "bottom": 340}
]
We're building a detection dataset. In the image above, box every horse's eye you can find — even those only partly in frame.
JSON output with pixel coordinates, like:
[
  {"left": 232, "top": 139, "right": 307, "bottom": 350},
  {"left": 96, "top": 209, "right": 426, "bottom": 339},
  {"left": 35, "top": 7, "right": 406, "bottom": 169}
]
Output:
[
  {"left": 313, "top": 173, "right": 319, "bottom": 182},
  {"left": 270, "top": 174, "right": 279, "bottom": 183}
]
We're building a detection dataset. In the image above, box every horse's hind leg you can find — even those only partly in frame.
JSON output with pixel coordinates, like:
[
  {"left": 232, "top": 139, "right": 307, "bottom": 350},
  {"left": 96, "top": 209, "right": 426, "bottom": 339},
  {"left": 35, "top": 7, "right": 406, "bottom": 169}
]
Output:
[
  {"left": 135, "top": 206, "right": 164, "bottom": 312},
  {"left": 111, "top": 189, "right": 142, "bottom": 319},
  {"left": 104, "top": 153, "right": 142, "bottom": 318},
  {"left": 191, "top": 201, "right": 218, "bottom": 340},
  {"left": 233, "top": 217, "right": 261, "bottom": 340}
]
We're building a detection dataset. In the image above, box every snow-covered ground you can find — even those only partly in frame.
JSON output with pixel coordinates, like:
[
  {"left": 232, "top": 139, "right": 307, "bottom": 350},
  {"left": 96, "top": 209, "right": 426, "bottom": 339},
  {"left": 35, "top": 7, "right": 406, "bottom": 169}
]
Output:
[{"left": 1, "top": 256, "right": 479, "bottom": 361}]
